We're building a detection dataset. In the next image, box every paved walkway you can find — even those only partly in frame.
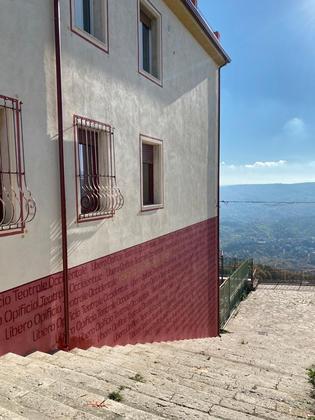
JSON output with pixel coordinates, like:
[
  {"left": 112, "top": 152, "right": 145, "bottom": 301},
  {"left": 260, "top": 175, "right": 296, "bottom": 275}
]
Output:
[{"left": 0, "top": 284, "right": 314, "bottom": 419}]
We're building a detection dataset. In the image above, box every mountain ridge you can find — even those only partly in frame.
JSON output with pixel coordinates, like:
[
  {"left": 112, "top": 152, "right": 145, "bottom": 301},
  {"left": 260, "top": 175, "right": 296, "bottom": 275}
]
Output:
[{"left": 220, "top": 182, "right": 315, "bottom": 271}]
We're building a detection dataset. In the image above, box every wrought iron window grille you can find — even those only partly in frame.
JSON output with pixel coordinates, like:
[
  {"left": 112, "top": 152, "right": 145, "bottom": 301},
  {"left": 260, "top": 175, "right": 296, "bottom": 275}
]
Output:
[
  {"left": 74, "top": 115, "right": 124, "bottom": 221},
  {"left": 0, "top": 95, "right": 36, "bottom": 233}
]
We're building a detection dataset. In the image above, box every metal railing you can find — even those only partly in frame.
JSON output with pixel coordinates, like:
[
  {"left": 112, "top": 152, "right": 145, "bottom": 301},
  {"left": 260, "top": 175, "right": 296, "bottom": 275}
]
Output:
[
  {"left": 0, "top": 95, "right": 36, "bottom": 231},
  {"left": 74, "top": 115, "right": 124, "bottom": 220},
  {"left": 219, "top": 259, "right": 252, "bottom": 327}
]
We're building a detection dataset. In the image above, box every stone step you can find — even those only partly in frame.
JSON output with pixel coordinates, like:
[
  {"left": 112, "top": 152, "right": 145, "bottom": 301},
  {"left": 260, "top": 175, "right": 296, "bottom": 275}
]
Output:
[
  {"left": 0, "top": 380, "right": 43, "bottom": 420},
  {"left": 88, "top": 346, "right": 308, "bottom": 413},
  {"left": 81, "top": 346, "right": 311, "bottom": 419},
  {"left": 27, "top": 352, "right": 219, "bottom": 419},
  {"left": 22, "top": 358, "right": 170, "bottom": 419},
  {"left": 88, "top": 343, "right": 308, "bottom": 398},
  {"left": 0, "top": 374, "right": 101, "bottom": 419},
  {"left": 36, "top": 380, "right": 165, "bottom": 420},
  {"left": 0, "top": 406, "right": 27, "bottom": 419},
  {"left": 144, "top": 340, "right": 310, "bottom": 386},
  {"left": 0, "top": 286, "right": 313, "bottom": 419},
  {"left": 133, "top": 340, "right": 313, "bottom": 373},
  {"left": 92, "top": 345, "right": 312, "bottom": 396},
  {"left": 0, "top": 362, "right": 118, "bottom": 419},
  {"left": 80, "top": 346, "right": 264, "bottom": 393},
  {"left": 220, "top": 332, "right": 315, "bottom": 354},
  {"left": 91, "top": 339, "right": 311, "bottom": 380},
  {"left": 31, "top": 350, "right": 275, "bottom": 420},
  {"left": 14, "top": 391, "right": 102, "bottom": 420},
  {"left": 1, "top": 354, "right": 163, "bottom": 420},
  {"left": 71, "top": 348, "right": 308, "bottom": 420},
  {"left": 160, "top": 339, "right": 312, "bottom": 374},
  {"left": 117, "top": 341, "right": 305, "bottom": 380},
  {"left": 171, "top": 333, "right": 315, "bottom": 359},
  {"left": 0, "top": 353, "right": 30, "bottom": 366}
]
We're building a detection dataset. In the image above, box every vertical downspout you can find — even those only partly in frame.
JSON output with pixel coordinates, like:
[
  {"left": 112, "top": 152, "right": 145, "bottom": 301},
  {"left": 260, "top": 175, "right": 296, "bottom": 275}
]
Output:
[
  {"left": 54, "top": 0, "right": 70, "bottom": 350},
  {"left": 217, "top": 66, "right": 221, "bottom": 336}
]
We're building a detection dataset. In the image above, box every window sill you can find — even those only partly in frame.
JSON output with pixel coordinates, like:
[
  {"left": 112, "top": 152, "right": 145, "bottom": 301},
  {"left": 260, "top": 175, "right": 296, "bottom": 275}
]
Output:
[
  {"left": 0, "top": 226, "right": 24, "bottom": 238},
  {"left": 71, "top": 26, "right": 109, "bottom": 54},
  {"left": 77, "top": 213, "right": 114, "bottom": 224},
  {"left": 139, "top": 68, "right": 163, "bottom": 87},
  {"left": 141, "top": 204, "right": 164, "bottom": 212}
]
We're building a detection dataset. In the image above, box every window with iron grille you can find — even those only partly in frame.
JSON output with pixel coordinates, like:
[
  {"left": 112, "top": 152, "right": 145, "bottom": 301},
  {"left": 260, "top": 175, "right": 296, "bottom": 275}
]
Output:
[
  {"left": 71, "top": 0, "right": 108, "bottom": 52},
  {"left": 74, "top": 115, "right": 124, "bottom": 222},
  {"left": 140, "top": 134, "right": 163, "bottom": 211},
  {"left": 0, "top": 96, "right": 36, "bottom": 234},
  {"left": 138, "top": 0, "right": 162, "bottom": 84}
]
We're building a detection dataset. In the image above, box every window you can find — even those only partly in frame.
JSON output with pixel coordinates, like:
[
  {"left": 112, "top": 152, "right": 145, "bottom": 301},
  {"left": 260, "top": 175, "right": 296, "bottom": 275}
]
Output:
[
  {"left": 138, "top": 0, "right": 162, "bottom": 84},
  {"left": 140, "top": 135, "right": 163, "bottom": 210},
  {"left": 71, "top": 0, "right": 108, "bottom": 51},
  {"left": 0, "top": 95, "right": 36, "bottom": 234},
  {"left": 78, "top": 128, "right": 99, "bottom": 215},
  {"left": 74, "top": 115, "right": 124, "bottom": 222}
]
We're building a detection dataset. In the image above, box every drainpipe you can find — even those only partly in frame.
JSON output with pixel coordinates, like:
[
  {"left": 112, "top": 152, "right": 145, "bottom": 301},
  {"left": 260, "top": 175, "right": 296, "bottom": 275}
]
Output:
[
  {"left": 54, "top": 0, "right": 70, "bottom": 350},
  {"left": 216, "top": 56, "right": 231, "bottom": 335},
  {"left": 216, "top": 66, "right": 221, "bottom": 336}
]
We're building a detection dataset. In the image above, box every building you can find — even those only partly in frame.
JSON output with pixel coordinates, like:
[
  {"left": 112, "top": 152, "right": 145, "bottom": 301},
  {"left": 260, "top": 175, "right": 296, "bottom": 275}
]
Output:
[{"left": 0, "top": 0, "right": 230, "bottom": 355}]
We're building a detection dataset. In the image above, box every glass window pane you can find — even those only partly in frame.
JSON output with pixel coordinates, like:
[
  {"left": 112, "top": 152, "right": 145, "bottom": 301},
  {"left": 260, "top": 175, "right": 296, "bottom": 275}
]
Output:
[
  {"left": 74, "top": 0, "right": 106, "bottom": 43},
  {"left": 142, "top": 144, "right": 154, "bottom": 205},
  {"left": 142, "top": 23, "right": 151, "bottom": 74},
  {"left": 83, "top": 0, "right": 91, "bottom": 33},
  {"left": 74, "top": 0, "right": 84, "bottom": 30},
  {"left": 91, "top": 0, "right": 105, "bottom": 41}
]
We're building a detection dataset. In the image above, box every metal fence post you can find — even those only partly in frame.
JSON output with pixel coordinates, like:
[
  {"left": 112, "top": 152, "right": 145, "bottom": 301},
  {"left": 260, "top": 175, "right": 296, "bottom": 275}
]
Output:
[
  {"left": 228, "top": 277, "right": 231, "bottom": 317},
  {"left": 220, "top": 250, "right": 224, "bottom": 284}
]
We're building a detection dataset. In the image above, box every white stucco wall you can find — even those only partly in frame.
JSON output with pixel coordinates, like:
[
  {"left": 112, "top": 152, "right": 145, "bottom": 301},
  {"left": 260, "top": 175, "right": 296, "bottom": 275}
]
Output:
[{"left": 0, "top": 0, "right": 219, "bottom": 292}]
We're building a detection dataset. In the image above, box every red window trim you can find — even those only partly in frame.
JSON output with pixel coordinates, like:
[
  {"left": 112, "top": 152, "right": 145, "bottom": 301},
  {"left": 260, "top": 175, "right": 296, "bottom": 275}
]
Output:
[
  {"left": 70, "top": 0, "right": 109, "bottom": 54},
  {"left": 78, "top": 129, "right": 100, "bottom": 215},
  {"left": 0, "top": 94, "right": 25, "bottom": 238},
  {"left": 73, "top": 114, "right": 114, "bottom": 224}
]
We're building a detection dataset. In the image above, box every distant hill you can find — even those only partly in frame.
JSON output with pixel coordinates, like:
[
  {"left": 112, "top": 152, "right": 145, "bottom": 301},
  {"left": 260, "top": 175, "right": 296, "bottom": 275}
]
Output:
[{"left": 220, "top": 183, "right": 315, "bottom": 271}]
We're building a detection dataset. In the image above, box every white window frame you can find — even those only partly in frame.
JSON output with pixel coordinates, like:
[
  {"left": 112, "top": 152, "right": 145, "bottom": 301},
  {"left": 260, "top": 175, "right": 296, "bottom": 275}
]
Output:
[
  {"left": 71, "top": 0, "right": 109, "bottom": 53},
  {"left": 138, "top": 0, "right": 162, "bottom": 86},
  {"left": 140, "top": 134, "right": 164, "bottom": 211}
]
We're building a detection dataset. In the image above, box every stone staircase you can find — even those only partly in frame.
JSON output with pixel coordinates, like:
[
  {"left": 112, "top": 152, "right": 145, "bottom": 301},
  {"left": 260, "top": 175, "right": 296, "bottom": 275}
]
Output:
[{"left": 0, "top": 284, "right": 314, "bottom": 419}]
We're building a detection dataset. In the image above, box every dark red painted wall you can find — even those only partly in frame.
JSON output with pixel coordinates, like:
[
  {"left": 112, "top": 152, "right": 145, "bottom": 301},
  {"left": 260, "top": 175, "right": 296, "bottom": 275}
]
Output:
[{"left": 0, "top": 217, "right": 218, "bottom": 356}]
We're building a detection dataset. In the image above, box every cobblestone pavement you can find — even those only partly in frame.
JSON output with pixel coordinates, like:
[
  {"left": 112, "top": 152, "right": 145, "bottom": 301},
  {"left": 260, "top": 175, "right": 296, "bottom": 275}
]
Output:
[{"left": 0, "top": 284, "right": 314, "bottom": 419}]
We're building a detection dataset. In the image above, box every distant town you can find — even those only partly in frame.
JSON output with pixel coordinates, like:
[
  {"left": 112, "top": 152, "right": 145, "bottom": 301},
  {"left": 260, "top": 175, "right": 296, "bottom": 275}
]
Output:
[{"left": 220, "top": 182, "right": 315, "bottom": 273}]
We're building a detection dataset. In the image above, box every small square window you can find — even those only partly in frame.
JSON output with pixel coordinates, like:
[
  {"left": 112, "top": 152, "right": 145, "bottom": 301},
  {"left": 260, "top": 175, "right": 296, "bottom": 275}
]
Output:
[
  {"left": 140, "top": 135, "right": 163, "bottom": 210},
  {"left": 74, "top": 116, "right": 124, "bottom": 222},
  {"left": 71, "top": 0, "right": 108, "bottom": 51},
  {"left": 138, "top": 0, "right": 162, "bottom": 84}
]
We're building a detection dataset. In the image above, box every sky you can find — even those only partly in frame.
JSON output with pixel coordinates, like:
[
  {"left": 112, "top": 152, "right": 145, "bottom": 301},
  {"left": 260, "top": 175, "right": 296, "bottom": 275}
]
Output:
[{"left": 198, "top": 0, "right": 315, "bottom": 185}]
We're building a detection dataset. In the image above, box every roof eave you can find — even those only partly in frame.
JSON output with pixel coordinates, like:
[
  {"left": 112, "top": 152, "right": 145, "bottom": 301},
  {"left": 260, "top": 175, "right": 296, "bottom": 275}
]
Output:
[{"left": 164, "top": 0, "right": 231, "bottom": 67}]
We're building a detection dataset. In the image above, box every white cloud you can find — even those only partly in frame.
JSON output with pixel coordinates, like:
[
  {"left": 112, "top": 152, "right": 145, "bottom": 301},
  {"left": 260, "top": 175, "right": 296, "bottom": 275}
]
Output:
[
  {"left": 221, "top": 160, "right": 287, "bottom": 170},
  {"left": 282, "top": 117, "right": 306, "bottom": 139},
  {"left": 221, "top": 160, "right": 315, "bottom": 185},
  {"left": 244, "top": 160, "right": 287, "bottom": 169}
]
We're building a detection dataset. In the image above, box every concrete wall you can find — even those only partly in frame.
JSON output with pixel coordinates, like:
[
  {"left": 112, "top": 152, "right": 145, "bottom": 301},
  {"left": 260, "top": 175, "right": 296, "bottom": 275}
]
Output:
[
  {"left": 0, "top": 0, "right": 219, "bottom": 293},
  {"left": 0, "top": 218, "right": 218, "bottom": 356},
  {"left": 0, "top": 0, "right": 221, "bottom": 355},
  {"left": 0, "top": 0, "right": 59, "bottom": 291}
]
